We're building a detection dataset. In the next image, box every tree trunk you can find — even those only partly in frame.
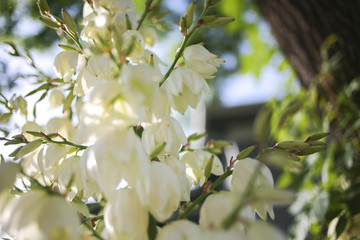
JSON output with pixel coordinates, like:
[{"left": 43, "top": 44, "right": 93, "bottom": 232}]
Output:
[{"left": 255, "top": 0, "right": 360, "bottom": 101}]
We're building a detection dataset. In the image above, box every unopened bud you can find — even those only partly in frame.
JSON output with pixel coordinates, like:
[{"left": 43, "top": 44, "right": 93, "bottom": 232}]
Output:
[
  {"left": 184, "top": 2, "right": 196, "bottom": 29},
  {"left": 236, "top": 145, "right": 256, "bottom": 160},
  {"left": 179, "top": 17, "right": 187, "bottom": 36},
  {"left": 297, "top": 145, "right": 327, "bottom": 156},
  {"left": 204, "top": 155, "right": 214, "bottom": 179},
  {"left": 305, "top": 132, "right": 330, "bottom": 142},
  {"left": 276, "top": 141, "right": 309, "bottom": 150}
]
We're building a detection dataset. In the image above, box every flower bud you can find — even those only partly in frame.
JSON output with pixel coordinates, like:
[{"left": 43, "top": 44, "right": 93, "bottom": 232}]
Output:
[
  {"left": 184, "top": 2, "right": 196, "bottom": 28},
  {"left": 49, "top": 89, "right": 65, "bottom": 108},
  {"left": 276, "top": 141, "right": 310, "bottom": 150}
]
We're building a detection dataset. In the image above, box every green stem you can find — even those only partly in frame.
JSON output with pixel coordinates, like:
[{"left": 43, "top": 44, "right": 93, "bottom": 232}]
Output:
[
  {"left": 178, "top": 169, "right": 233, "bottom": 219},
  {"left": 65, "top": 30, "right": 83, "bottom": 50},
  {"left": 136, "top": 0, "right": 153, "bottom": 31},
  {"left": 48, "top": 139, "right": 87, "bottom": 150},
  {"left": 159, "top": 7, "right": 209, "bottom": 87}
]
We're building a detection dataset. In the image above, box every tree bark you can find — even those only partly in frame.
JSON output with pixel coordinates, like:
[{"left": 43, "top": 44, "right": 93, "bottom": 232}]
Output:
[{"left": 255, "top": 0, "right": 360, "bottom": 100}]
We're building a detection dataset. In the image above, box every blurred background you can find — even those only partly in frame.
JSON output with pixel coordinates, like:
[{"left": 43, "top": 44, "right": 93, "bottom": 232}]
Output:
[{"left": 1, "top": 0, "right": 360, "bottom": 239}]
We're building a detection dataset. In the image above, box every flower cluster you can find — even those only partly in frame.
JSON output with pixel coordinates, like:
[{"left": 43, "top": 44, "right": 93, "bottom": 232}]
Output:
[{"left": 0, "top": 0, "right": 308, "bottom": 239}]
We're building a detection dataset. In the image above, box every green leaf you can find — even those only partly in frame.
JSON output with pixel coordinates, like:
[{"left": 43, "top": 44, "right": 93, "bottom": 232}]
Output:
[
  {"left": 26, "top": 131, "right": 43, "bottom": 137},
  {"left": 9, "top": 146, "right": 23, "bottom": 157},
  {"left": 63, "top": 90, "right": 75, "bottom": 114},
  {"left": 198, "top": 16, "right": 235, "bottom": 28},
  {"left": 335, "top": 214, "right": 347, "bottom": 238},
  {"left": 14, "top": 139, "right": 43, "bottom": 160},
  {"left": 213, "top": 140, "right": 232, "bottom": 147},
  {"left": 204, "top": 155, "right": 214, "bottom": 179},
  {"left": 236, "top": 145, "right": 256, "bottom": 160},
  {"left": 25, "top": 83, "right": 50, "bottom": 97},
  {"left": 58, "top": 44, "right": 77, "bottom": 51},
  {"left": 62, "top": 8, "right": 78, "bottom": 33},
  {"left": 187, "top": 132, "right": 206, "bottom": 142},
  {"left": 150, "top": 142, "right": 166, "bottom": 159},
  {"left": 0, "top": 113, "right": 12, "bottom": 123},
  {"left": 37, "top": 0, "right": 50, "bottom": 15},
  {"left": 39, "top": 16, "right": 61, "bottom": 29}
]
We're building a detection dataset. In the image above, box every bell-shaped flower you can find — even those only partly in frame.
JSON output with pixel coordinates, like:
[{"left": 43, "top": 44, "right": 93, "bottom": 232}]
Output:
[
  {"left": 22, "top": 121, "right": 44, "bottom": 141},
  {"left": 82, "top": 129, "right": 149, "bottom": 199},
  {"left": 183, "top": 44, "right": 224, "bottom": 79},
  {"left": 120, "top": 64, "right": 161, "bottom": 107},
  {"left": 0, "top": 161, "right": 19, "bottom": 193},
  {"left": 246, "top": 222, "right": 286, "bottom": 240},
  {"left": 157, "top": 220, "right": 202, "bottom": 240},
  {"left": 53, "top": 50, "right": 79, "bottom": 82},
  {"left": 46, "top": 117, "right": 76, "bottom": 142},
  {"left": 49, "top": 89, "right": 65, "bottom": 108},
  {"left": 104, "top": 188, "right": 148, "bottom": 240},
  {"left": 140, "top": 26, "right": 158, "bottom": 48},
  {"left": 165, "top": 68, "right": 211, "bottom": 114},
  {"left": 142, "top": 117, "right": 186, "bottom": 157},
  {"left": 136, "top": 161, "right": 181, "bottom": 222},
  {"left": 230, "top": 157, "right": 275, "bottom": 220},
  {"left": 2, "top": 190, "right": 79, "bottom": 240},
  {"left": 181, "top": 150, "right": 223, "bottom": 186},
  {"left": 55, "top": 156, "right": 84, "bottom": 201},
  {"left": 202, "top": 230, "right": 246, "bottom": 240},
  {"left": 81, "top": 56, "right": 117, "bottom": 103},
  {"left": 199, "top": 191, "right": 254, "bottom": 233},
  {"left": 162, "top": 155, "right": 191, "bottom": 201}
]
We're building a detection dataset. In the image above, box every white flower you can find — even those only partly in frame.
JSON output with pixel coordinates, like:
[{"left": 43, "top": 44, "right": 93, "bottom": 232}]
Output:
[
  {"left": 81, "top": 56, "right": 117, "bottom": 103},
  {"left": 181, "top": 150, "right": 223, "bottom": 186},
  {"left": 142, "top": 117, "right": 186, "bottom": 157},
  {"left": 55, "top": 156, "right": 84, "bottom": 201},
  {"left": 49, "top": 89, "right": 65, "bottom": 108},
  {"left": 22, "top": 121, "right": 44, "bottom": 141},
  {"left": 199, "top": 191, "right": 254, "bottom": 233},
  {"left": 165, "top": 68, "right": 211, "bottom": 114},
  {"left": 231, "top": 157, "right": 275, "bottom": 220},
  {"left": 136, "top": 161, "right": 181, "bottom": 222},
  {"left": 0, "top": 161, "right": 19, "bottom": 193},
  {"left": 46, "top": 117, "right": 76, "bottom": 141},
  {"left": 140, "top": 26, "right": 158, "bottom": 48},
  {"left": 104, "top": 188, "right": 148, "bottom": 240},
  {"left": 246, "top": 222, "right": 286, "bottom": 240},
  {"left": 162, "top": 155, "right": 191, "bottom": 202},
  {"left": 157, "top": 220, "right": 202, "bottom": 240},
  {"left": 53, "top": 50, "right": 79, "bottom": 82},
  {"left": 82, "top": 129, "right": 149, "bottom": 199},
  {"left": 122, "top": 30, "right": 145, "bottom": 60},
  {"left": 183, "top": 44, "right": 224, "bottom": 79},
  {"left": 2, "top": 190, "right": 80, "bottom": 240}
]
